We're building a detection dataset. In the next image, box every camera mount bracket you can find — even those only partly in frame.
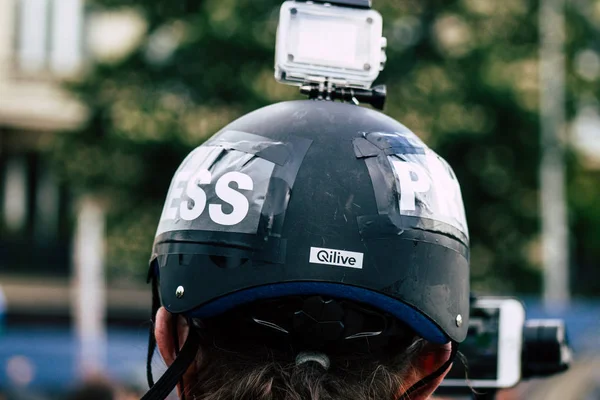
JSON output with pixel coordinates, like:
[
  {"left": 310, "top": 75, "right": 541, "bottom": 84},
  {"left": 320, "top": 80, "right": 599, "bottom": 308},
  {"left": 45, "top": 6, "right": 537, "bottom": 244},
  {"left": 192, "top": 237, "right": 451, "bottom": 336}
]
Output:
[
  {"left": 290, "top": 68, "right": 389, "bottom": 109},
  {"left": 299, "top": 80, "right": 386, "bottom": 110}
]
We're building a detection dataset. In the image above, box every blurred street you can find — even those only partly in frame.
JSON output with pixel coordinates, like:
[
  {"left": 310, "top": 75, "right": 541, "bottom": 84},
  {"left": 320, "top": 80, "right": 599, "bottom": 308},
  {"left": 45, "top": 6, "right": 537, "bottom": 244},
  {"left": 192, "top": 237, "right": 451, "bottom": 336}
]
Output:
[{"left": 512, "top": 357, "right": 600, "bottom": 400}]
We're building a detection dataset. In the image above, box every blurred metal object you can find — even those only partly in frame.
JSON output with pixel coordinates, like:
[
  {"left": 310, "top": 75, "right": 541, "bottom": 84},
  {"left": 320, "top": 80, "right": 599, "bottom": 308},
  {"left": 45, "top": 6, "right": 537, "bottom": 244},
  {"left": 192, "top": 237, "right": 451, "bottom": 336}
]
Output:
[
  {"left": 539, "top": 0, "right": 570, "bottom": 309},
  {"left": 72, "top": 196, "right": 107, "bottom": 377}
]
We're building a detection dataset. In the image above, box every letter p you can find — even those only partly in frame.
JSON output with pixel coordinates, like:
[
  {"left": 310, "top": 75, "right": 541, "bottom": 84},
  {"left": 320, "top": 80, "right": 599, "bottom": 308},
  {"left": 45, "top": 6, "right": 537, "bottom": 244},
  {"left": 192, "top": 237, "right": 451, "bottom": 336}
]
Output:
[{"left": 390, "top": 160, "right": 430, "bottom": 212}]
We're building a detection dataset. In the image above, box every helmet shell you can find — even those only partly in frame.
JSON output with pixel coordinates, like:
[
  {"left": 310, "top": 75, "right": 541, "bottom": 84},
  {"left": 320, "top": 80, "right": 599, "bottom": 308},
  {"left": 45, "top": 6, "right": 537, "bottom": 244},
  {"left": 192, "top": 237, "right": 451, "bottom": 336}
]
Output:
[{"left": 152, "top": 100, "right": 470, "bottom": 343}]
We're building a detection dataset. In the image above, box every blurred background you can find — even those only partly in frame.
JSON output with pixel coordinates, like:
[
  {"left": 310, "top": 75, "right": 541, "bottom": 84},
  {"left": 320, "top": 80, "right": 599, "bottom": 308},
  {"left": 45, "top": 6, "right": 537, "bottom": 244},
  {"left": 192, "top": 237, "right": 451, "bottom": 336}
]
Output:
[{"left": 0, "top": 0, "right": 598, "bottom": 399}]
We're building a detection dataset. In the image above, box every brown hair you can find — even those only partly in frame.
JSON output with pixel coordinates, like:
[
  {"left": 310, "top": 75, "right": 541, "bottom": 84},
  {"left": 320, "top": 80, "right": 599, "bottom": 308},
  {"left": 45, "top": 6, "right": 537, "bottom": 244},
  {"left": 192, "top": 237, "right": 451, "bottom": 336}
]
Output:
[{"left": 185, "top": 333, "right": 426, "bottom": 400}]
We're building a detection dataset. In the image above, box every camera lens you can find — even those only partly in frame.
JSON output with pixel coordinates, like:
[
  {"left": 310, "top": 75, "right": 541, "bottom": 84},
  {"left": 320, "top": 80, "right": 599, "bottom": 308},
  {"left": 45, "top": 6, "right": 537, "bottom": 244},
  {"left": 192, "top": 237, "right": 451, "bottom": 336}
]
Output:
[{"left": 522, "top": 319, "right": 571, "bottom": 378}]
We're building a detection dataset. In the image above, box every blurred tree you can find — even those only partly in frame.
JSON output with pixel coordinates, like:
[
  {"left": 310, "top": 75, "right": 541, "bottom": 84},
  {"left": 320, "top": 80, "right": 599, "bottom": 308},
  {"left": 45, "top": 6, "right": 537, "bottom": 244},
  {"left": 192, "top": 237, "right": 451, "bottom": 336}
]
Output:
[{"left": 53, "top": 0, "right": 600, "bottom": 295}]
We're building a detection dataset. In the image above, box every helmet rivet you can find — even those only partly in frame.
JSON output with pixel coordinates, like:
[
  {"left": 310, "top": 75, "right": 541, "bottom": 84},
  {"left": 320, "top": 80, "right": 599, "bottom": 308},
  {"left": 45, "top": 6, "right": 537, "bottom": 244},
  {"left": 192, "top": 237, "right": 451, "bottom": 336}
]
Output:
[
  {"left": 175, "top": 286, "right": 185, "bottom": 298},
  {"left": 456, "top": 314, "right": 463, "bottom": 327}
]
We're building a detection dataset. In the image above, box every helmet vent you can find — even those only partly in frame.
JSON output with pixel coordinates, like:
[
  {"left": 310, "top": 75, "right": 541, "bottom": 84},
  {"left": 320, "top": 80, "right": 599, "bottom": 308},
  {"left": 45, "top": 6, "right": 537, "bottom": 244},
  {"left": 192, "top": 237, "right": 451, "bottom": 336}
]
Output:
[{"left": 209, "top": 255, "right": 249, "bottom": 270}]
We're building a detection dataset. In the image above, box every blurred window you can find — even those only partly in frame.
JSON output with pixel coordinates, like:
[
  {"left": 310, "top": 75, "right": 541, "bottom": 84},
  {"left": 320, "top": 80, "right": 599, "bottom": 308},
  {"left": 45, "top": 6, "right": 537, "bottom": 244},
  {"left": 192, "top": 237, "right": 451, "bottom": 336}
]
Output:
[
  {"left": 16, "top": 0, "right": 84, "bottom": 75},
  {"left": 2, "top": 155, "right": 28, "bottom": 233},
  {"left": 0, "top": 153, "right": 70, "bottom": 276}
]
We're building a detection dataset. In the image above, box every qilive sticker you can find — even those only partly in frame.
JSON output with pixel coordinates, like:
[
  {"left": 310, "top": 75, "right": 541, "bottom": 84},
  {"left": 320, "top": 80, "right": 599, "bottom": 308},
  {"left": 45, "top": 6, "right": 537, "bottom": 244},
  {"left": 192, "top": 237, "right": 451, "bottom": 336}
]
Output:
[
  {"left": 388, "top": 150, "right": 469, "bottom": 239},
  {"left": 309, "top": 247, "right": 364, "bottom": 269},
  {"left": 156, "top": 145, "right": 275, "bottom": 236}
]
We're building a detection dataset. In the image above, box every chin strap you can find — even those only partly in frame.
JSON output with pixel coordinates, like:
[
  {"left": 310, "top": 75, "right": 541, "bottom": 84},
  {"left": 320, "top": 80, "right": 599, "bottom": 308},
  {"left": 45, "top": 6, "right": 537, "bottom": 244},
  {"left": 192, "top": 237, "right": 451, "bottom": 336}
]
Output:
[
  {"left": 146, "top": 272, "right": 160, "bottom": 388},
  {"left": 144, "top": 269, "right": 200, "bottom": 400},
  {"left": 141, "top": 328, "right": 201, "bottom": 400},
  {"left": 397, "top": 340, "right": 459, "bottom": 400}
]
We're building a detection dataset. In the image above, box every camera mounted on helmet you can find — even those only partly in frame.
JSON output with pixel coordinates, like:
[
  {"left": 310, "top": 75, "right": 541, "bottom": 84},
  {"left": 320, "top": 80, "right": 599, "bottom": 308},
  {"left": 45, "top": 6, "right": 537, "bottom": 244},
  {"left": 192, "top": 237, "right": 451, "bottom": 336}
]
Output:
[{"left": 275, "top": 0, "right": 387, "bottom": 109}]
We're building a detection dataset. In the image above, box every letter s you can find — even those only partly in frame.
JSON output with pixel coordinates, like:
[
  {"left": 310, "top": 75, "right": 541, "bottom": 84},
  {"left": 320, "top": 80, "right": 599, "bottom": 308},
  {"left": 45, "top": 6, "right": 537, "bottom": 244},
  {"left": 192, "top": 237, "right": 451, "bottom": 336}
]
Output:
[
  {"left": 209, "top": 172, "right": 253, "bottom": 226},
  {"left": 163, "top": 172, "right": 187, "bottom": 220},
  {"left": 180, "top": 169, "right": 211, "bottom": 221}
]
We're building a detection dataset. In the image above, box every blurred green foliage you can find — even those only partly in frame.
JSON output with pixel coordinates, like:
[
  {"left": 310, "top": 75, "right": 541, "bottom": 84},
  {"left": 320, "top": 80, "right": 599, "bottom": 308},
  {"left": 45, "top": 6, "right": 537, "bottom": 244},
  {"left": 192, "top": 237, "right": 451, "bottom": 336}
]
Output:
[{"left": 52, "top": 0, "right": 600, "bottom": 294}]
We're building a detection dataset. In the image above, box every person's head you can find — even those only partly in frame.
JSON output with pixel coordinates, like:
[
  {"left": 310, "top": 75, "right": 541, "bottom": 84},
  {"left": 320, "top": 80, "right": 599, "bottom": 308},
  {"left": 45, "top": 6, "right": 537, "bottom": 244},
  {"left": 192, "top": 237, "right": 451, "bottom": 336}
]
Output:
[
  {"left": 154, "top": 307, "right": 454, "bottom": 400},
  {"left": 145, "top": 100, "right": 470, "bottom": 400}
]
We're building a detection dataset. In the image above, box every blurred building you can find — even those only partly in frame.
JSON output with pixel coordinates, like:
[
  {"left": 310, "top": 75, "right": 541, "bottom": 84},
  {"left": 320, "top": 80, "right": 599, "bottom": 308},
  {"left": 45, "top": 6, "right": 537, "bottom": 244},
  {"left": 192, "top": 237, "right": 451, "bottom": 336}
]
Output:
[
  {"left": 0, "top": 0, "right": 148, "bottom": 323},
  {"left": 0, "top": 0, "right": 85, "bottom": 309},
  {"left": 0, "top": 1, "right": 149, "bottom": 391}
]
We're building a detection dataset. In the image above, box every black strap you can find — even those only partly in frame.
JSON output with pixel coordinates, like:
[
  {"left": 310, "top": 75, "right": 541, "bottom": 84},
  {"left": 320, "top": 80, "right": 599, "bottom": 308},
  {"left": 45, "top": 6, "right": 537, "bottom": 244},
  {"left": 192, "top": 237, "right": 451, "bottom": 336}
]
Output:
[
  {"left": 397, "top": 341, "right": 459, "bottom": 400},
  {"left": 171, "top": 314, "right": 186, "bottom": 400},
  {"left": 146, "top": 272, "right": 161, "bottom": 388},
  {"left": 141, "top": 329, "right": 201, "bottom": 400}
]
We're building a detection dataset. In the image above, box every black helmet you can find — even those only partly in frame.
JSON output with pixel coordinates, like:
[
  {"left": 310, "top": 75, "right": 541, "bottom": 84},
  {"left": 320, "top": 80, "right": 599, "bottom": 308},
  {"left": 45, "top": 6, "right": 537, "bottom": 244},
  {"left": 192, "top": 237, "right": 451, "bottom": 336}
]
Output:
[{"left": 144, "top": 99, "right": 469, "bottom": 399}]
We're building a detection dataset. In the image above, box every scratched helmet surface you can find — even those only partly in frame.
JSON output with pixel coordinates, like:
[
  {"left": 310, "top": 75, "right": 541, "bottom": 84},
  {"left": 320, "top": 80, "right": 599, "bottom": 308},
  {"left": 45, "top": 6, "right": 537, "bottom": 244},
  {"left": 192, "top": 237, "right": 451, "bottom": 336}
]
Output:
[{"left": 151, "top": 100, "right": 470, "bottom": 344}]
